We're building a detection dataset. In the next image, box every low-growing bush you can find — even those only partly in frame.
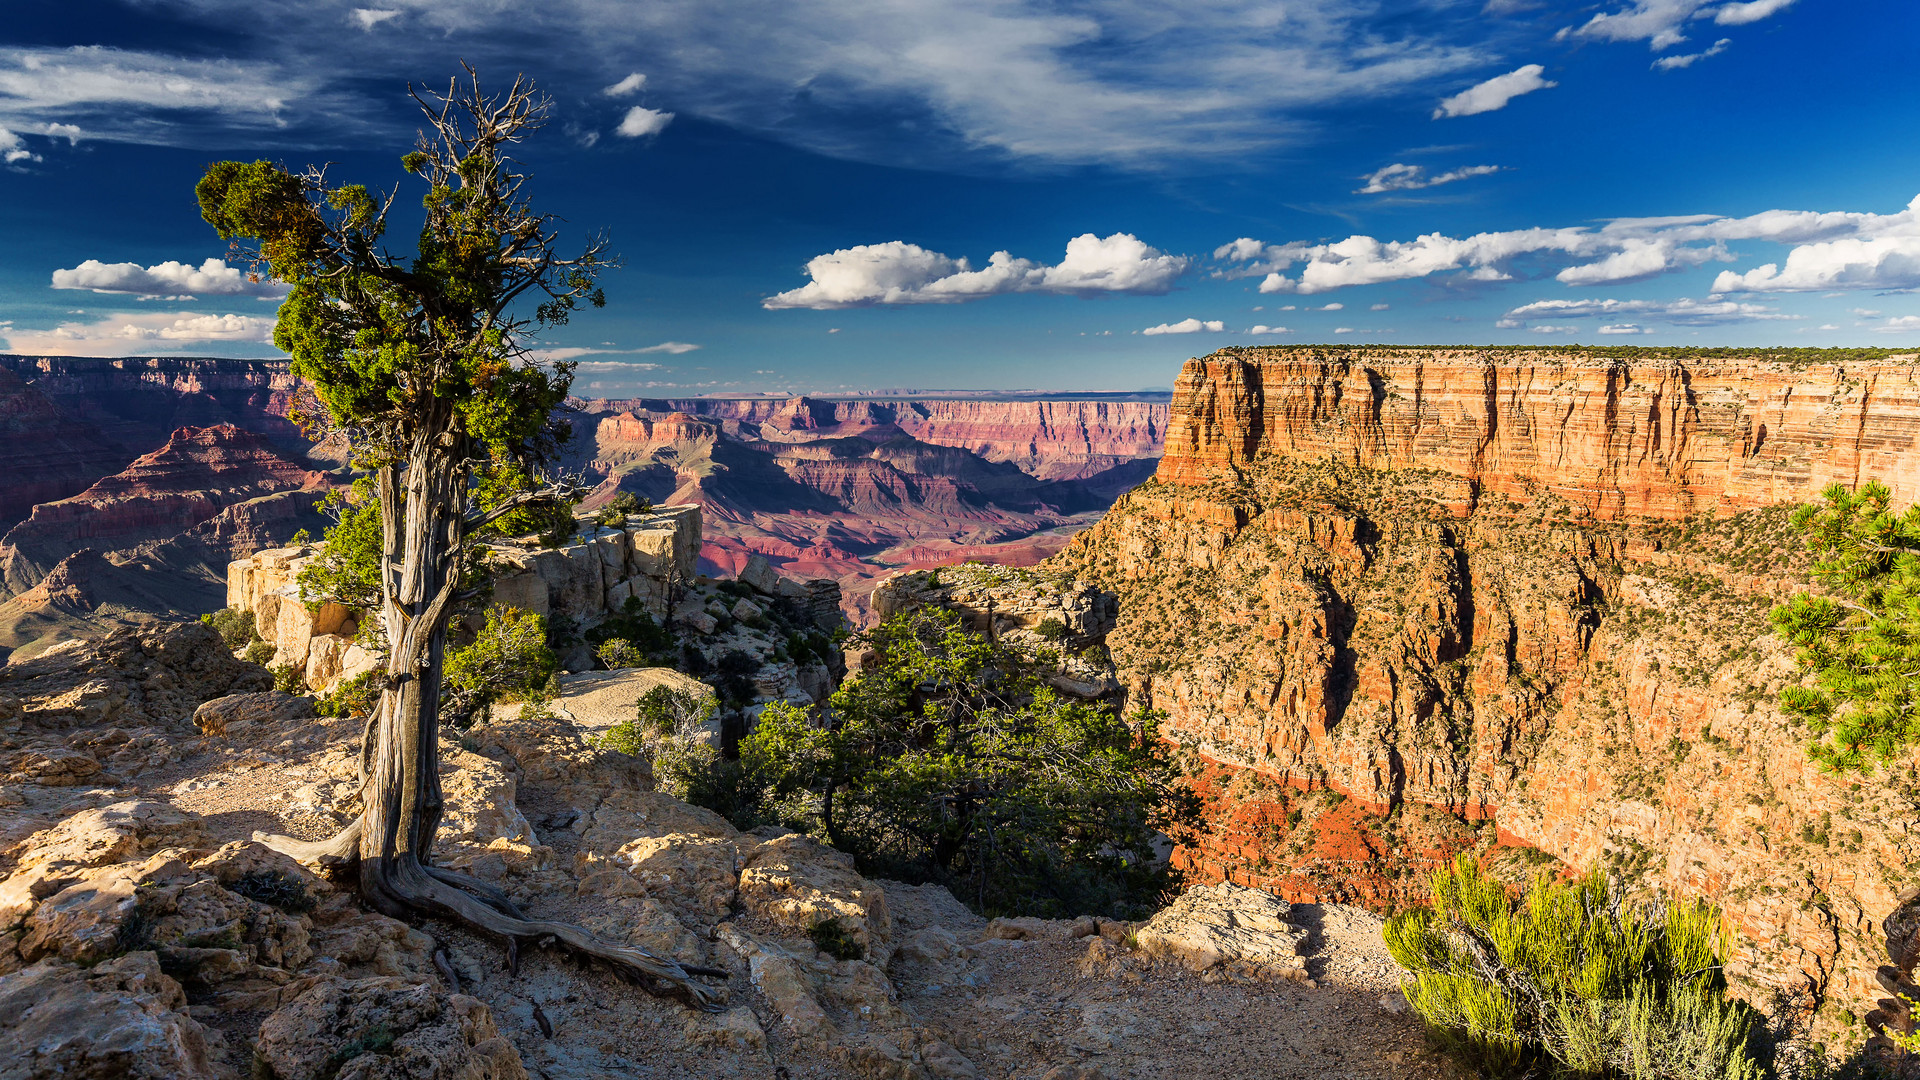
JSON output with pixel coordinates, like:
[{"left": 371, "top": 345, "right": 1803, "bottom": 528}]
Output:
[
  {"left": 441, "top": 605, "right": 558, "bottom": 727},
  {"left": 584, "top": 597, "right": 677, "bottom": 667},
  {"left": 243, "top": 641, "right": 279, "bottom": 667},
  {"left": 315, "top": 670, "right": 384, "bottom": 719},
  {"left": 809, "top": 918, "right": 864, "bottom": 961},
  {"left": 596, "top": 639, "right": 644, "bottom": 669},
  {"left": 1384, "top": 854, "right": 1768, "bottom": 1079},
  {"left": 270, "top": 663, "right": 306, "bottom": 694},
  {"left": 201, "top": 607, "right": 258, "bottom": 648},
  {"left": 229, "top": 868, "right": 316, "bottom": 914}
]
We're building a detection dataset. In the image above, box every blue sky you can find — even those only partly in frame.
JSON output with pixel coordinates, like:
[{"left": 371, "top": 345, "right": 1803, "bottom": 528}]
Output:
[{"left": 1, "top": 0, "right": 1916, "bottom": 393}]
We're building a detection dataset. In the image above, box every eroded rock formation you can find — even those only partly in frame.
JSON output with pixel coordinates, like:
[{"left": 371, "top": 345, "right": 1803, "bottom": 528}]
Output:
[{"left": 1053, "top": 346, "right": 1920, "bottom": 1039}]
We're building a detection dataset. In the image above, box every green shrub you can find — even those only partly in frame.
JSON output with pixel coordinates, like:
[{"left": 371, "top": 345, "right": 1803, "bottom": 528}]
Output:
[
  {"left": 1384, "top": 854, "right": 1767, "bottom": 1079},
  {"left": 600, "top": 685, "right": 714, "bottom": 756},
  {"left": 243, "top": 641, "right": 279, "bottom": 667},
  {"left": 201, "top": 607, "right": 258, "bottom": 648},
  {"left": 1033, "top": 617, "right": 1070, "bottom": 642},
  {"left": 809, "top": 918, "right": 864, "bottom": 961},
  {"left": 270, "top": 663, "right": 306, "bottom": 694},
  {"left": 441, "top": 605, "right": 558, "bottom": 727},
  {"left": 595, "top": 490, "right": 652, "bottom": 526},
  {"left": 712, "top": 648, "right": 760, "bottom": 704},
  {"left": 729, "top": 609, "right": 1200, "bottom": 919},
  {"left": 315, "top": 670, "right": 384, "bottom": 719},
  {"left": 1772, "top": 480, "right": 1920, "bottom": 770},
  {"left": 596, "top": 639, "right": 644, "bottom": 669}
]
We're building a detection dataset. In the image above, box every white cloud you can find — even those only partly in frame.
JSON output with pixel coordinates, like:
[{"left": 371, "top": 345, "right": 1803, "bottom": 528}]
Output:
[
  {"left": 603, "top": 73, "right": 647, "bottom": 97},
  {"left": 1598, "top": 323, "right": 1651, "bottom": 334},
  {"left": 350, "top": 8, "right": 398, "bottom": 30},
  {"left": 1852, "top": 308, "right": 1882, "bottom": 317},
  {"left": 1711, "top": 197, "right": 1920, "bottom": 292},
  {"left": 142, "top": 0, "right": 1502, "bottom": 168},
  {"left": 1502, "top": 296, "right": 1795, "bottom": 325},
  {"left": 1529, "top": 324, "right": 1578, "bottom": 333},
  {"left": 0, "top": 311, "right": 275, "bottom": 356},
  {"left": 1142, "top": 318, "right": 1224, "bottom": 335},
  {"left": 1652, "top": 38, "right": 1730, "bottom": 70},
  {"left": 1873, "top": 316, "right": 1920, "bottom": 335},
  {"left": 1817, "top": 323, "right": 1840, "bottom": 331},
  {"left": 616, "top": 106, "right": 674, "bottom": 138},
  {"left": 1222, "top": 192, "right": 1920, "bottom": 296},
  {"left": 1246, "top": 325, "right": 1290, "bottom": 334},
  {"left": 1713, "top": 0, "right": 1797, "bottom": 26},
  {"left": 1370, "top": 303, "right": 1390, "bottom": 311},
  {"left": 51, "top": 257, "right": 287, "bottom": 299},
  {"left": 1318, "top": 303, "right": 1344, "bottom": 310},
  {"left": 1355, "top": 162, "right": 1502, "bottom": 194},
  {"left": 636, "top": 341, "right": 700, "bottom": 354},
  {"left": 1433, "top": 65, "right": 1556, "bottom": 119},
  {"left": 1333, "top": 327, "right": 1355, "bottom": 334},
  {"left": 0, "top": 126, "right": 38, "bottom": 164},
  {"left": 1562, "top": 0, "right": 1794, "bottom": 50},
  {"left": 765, "top": 232, "right": 1187, "bottom": 309},
  {"left": 0, "top": 46, "right": 307, "bottom": 146}
]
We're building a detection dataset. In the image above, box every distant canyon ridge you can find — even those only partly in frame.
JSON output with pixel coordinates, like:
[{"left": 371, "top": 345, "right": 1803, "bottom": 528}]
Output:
[{"left": 0, "top": 354, "right": 1168, "bottom": 656}]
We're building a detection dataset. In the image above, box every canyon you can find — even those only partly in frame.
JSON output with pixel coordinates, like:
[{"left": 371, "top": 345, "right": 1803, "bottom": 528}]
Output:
[
  {"left": 1050, "top": 345, "right": 1920, "bottom": 1042},
  {"left": 0, "top": 356, "right": 1167, "bottom": 650}
]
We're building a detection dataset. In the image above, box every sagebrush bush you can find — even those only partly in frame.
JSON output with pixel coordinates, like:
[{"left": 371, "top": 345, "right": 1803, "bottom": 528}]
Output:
[{"left": 1384, "top": 854, "right": 1767, "bottom": 1079}]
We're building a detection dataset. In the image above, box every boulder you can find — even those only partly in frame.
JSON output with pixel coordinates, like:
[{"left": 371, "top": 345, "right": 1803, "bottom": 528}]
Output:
[
  {"left": 611, "top": 833, "right": 740, "bottom": 922},
  {"left": 538, "top": 669, "right": 716, "bottom": 743},
  {"left": 1132, "top": 882, "right": 1308, "bottom": 977},
  {"left": 738, "top": 554, "right": 779, "bottom": 595},
  {"left": 0, "top": 801, "right": 208, "bottom": 933},
  {"left": 738, "top": 832, "right": 893, "bottom": 963},
  {"left": 192, "top": 691, "right": 315, "bottom": 737},
  {"left": 255, "top": 976, "right": 527, "bottom": 1080},
  {"left": 0, "top": 954, "right": 220, "bottom": 1079}
]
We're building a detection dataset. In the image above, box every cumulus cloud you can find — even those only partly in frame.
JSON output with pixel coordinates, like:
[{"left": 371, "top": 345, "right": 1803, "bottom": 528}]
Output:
[
  {"left": 0, "top": 126, "right": 38, "bottom": 164},
  {"left": 765, "top": 233, "right": 1187, "bottom": 310},
  {"left": 1355, "top": 162, "right": 1502, "bottom": 194},
  {"left": 616, "top": 106, "right": 674, "bottom": 138},
  {"left": 0, "top": 311, "right": 275, "bottom": 356},
  {"left": 1562, "top": 0, "right": 1794, "bottom": 50},
  {"left": 1599, "top": 324, "right": 1650, "bottom": 334},
  {"left": 1433, "top": 65, "right": 1556, "bottom": 119},
  {"left": 1711, "top": 197, "right": 1920, "bottom": 292},
  {"left": 1652, "top": 38, "right": 1730, "bottom": 69},
  {"left": 603, "top": 73, "right": 647, "bottom": 97},
  {"left": 1246, "top": 325, "right": 1290, "bottom": 335},
  {"left": 350, "top": 8, "right": 398, "bottom": 30},
  {"left": 51, "top": 257, "right": 287, "bottom": 299},
  {"left": 1501, "top": 296, "right": 1796, "bottom": 325},
  {"left": 1142, "top": 318, "right": 1224, "bottom": 335},
  {"left": 1873, "top": 316, "right": 1920, "bottom": 335},
  {"left": 1221, "top": 193, "right": 1920, "bottom": 295}
]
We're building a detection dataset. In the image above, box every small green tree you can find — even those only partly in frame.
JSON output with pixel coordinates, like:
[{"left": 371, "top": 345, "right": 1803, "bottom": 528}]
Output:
[
  {"left": 1385, "top": 855, "right": 1766, "bottom": 1079},
  {"left": 441, "top": 605, "right": 557, "bottom": 726},
  {"left": 1771, "top": 480, "right": 1920, "bottom": 771},
  {"left": 199, "top": 67, "right": 715, "bottom": 1004},
  {"left": 737, "top": 608, "right": 1197, "bottom": 918}
]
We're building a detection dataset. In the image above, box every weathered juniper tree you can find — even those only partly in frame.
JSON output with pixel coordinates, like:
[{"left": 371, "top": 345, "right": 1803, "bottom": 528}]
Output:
[{"left": 197, "top": 67, "right": 720, "bottom": 1006}]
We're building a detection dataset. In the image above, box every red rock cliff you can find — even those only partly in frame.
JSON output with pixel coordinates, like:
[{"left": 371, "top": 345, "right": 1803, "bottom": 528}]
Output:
[
  {"left": 1056, "top": 346, "right": 1920, "bottom": 1041},
  {"left": 1156, "top": 347, "right": 1920, "bottom": 517}
]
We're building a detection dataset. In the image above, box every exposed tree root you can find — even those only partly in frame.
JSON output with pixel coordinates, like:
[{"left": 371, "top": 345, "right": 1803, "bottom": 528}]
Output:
[{"left": 256, "top": 823, "right": 726, "bottom": 1011}]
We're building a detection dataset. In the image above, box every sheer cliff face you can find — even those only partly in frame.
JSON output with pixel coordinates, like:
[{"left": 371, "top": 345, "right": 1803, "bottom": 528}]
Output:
[
  {"left": 1157, "top": 348, "right": 1920, "bottom": 517},
  {"left": 1057, "top": 347, "right": 1920, "bottom": 1034}
]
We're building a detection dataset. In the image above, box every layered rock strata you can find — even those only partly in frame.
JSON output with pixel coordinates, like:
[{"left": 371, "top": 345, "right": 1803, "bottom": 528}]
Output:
[{"left": 1053, "top": 346, "right": 1920, "bottom": 1039}]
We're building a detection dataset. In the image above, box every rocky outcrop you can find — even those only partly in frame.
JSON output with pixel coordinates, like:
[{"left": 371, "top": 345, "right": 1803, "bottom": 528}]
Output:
[
  {"left": 0, "top": 367, "right": 137, "bottom": 527},
  {"left": 1055, "top": 345, "right": 1920, "bottom": 1041}
]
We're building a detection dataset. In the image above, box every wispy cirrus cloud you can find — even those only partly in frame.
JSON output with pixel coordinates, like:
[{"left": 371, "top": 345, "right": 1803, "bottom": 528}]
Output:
[
  {"left": 1356, "top": 162, "right": 1502, "bottom": 194},
  {"left": 1498, "top": 296, "right": 1796, "bottom": 327},
  {"left": 0, "top": 46, "right": 323, "bottom": 147},
  {"left": 765, "top": 233, "right": 1187, "bottom": 310}
]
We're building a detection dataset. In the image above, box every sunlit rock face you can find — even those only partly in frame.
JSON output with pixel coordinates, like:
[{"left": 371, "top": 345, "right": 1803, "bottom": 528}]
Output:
[{"left": 1054, "top": 346, "right": 1920, "bottom": 1037}]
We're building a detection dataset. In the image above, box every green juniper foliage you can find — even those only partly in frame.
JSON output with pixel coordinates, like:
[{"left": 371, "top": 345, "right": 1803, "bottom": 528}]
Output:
[
  {"left": 720, "top": 608, "right": 1199, "bottom": 918},
  {"left": 1385, "top": 855, "right": 1767, "bottom": 1079},
  {"left": 1771, "top": 480, "right": 1920, "bottom": 771},
  {"left": 441, "top": 605, "right": 558, "bottom": 726},
  {"left": 200, "top": 607, "right": 258, "bottom": 648}
]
